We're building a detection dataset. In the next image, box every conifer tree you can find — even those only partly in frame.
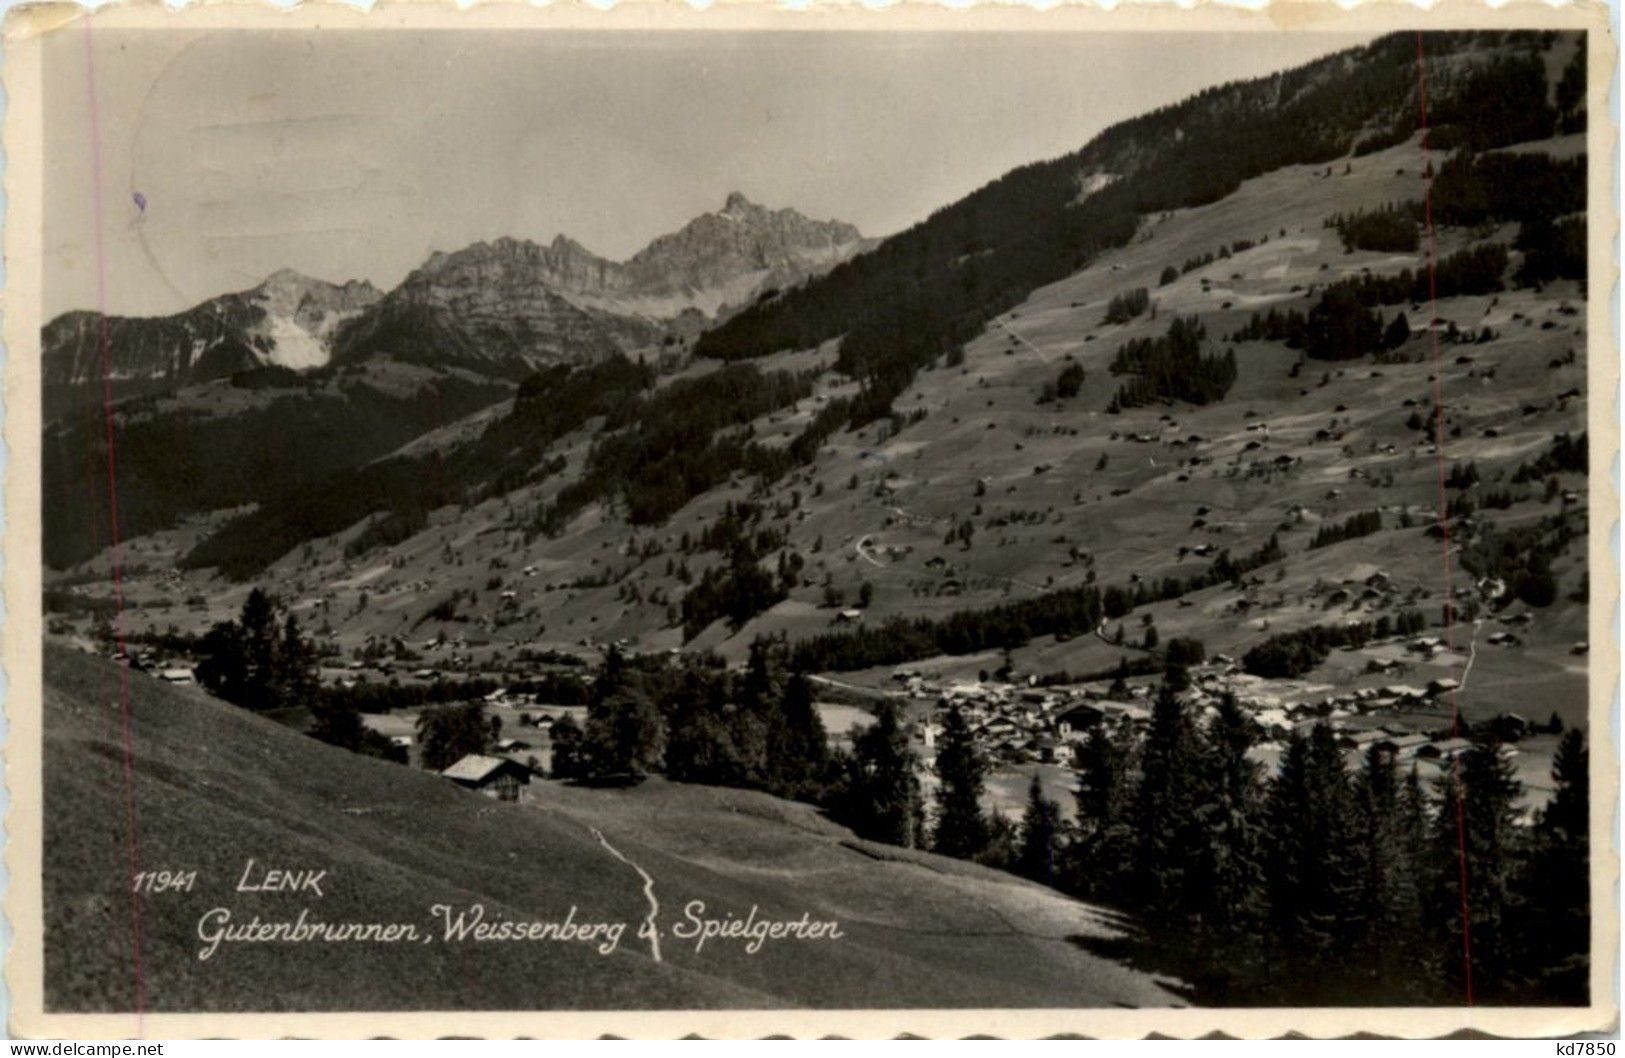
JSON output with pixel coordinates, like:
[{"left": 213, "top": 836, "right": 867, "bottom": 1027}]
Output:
[
  {"left": 277, "top": 614, "right": 320, "bottom": 710},
  {"left": 772, "top": 671, "right": 830, "bottom": 799},
  {"left": 1263, "top": 723, "right": 1361, "bottom": 999},
  {"left": 1016, "top": 775, "right": 1063, "bottom": 886},
  {"left": 1430, "top": 733, "right": 1524, "bottom": 1000},
  {"left": 1513, "top": 728, "right": 1589, "bottom": 1003},
  {"left": 834, "top": 699, "right": 923, "bottom": 847},
  {"left": 1350, "top": 744, "right": 1430, "bottom": 1000},
  {"left": 1191, "top": 694, "right": 1264, "bottom": 938},
  {"left": 1065, "top": 723, "right": 1137, "bottom": 902},
  {"left": 933, "top": 704, "right": 991, "bottom": 859},
  {"left": 1132, "top": 672, "right": 1201, "bottom": 918}
]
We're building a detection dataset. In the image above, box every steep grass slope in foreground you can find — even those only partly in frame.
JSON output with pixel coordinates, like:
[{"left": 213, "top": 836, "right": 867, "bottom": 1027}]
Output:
[{"left": 43, "top": 644, "right": 1178, "bottom": 1012}]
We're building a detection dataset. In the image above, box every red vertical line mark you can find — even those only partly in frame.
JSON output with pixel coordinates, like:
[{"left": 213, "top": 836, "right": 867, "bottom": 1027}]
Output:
[
  {"left": 81, "top": 15, "right": 147, "bottom": 1028},
  {"left": 1415, "top": 31, "right": 1474, "bottom": 1007}
]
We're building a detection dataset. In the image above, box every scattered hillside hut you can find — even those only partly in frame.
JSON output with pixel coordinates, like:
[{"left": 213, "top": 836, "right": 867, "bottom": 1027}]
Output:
[{"left": 441, "top": 754, "right": 531, "bottom": 802}]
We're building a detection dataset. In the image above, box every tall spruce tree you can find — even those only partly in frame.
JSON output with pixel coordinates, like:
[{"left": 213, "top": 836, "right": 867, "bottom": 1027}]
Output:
[
  {"left": 1430, "top": 733, "right": 1525, "bottom": 1000},
  {"left": 1514, "top": 728, "right": 1589, "bottom": 1003},
  {"left": 1192, "top": 694, "right": 1264, "bottom": 939},
  {"left": 834, "top": 699, "right": 924, "bottom": 847},
  {"left": 1132, "top": 671, "right": 1202, "bottom": 919},
  {"left": 933, "top": 704, "right": 991, "bottom": 859},
  {"left": 773, "top": 671, "right": 830, "bottom": 799},
  {"left": 277, "top": 614, "right": 320, "bottom": 710},
  {"left": 1350, "top": 744, "right": 1430, "bottom": 1001},
  {"left": 1065, "top": 723, "right": 1137, "bottom": 902},
  {"left": 195, "top": 588, "right": 319, "bottom": 713},
  {"left": 1262, "top": 723, "right": 1361, "bottom": 1000},
  {"left": 1016, "top": 775, "right": 1063, "bottom": 886}
]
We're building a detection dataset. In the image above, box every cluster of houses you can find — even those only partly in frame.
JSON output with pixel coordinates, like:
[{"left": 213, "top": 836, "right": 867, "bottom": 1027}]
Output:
[
  {"left": 106, "top": 647, "right": 196, "bottom": 685},
  {"left": 894, "top": 644, "right": 1544, "bottom": 790}
]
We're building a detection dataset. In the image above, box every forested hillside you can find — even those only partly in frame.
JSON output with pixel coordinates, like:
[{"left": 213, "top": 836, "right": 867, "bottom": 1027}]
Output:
[{"left": 696, "top": 32, "right": 1577, "bottom": 434}]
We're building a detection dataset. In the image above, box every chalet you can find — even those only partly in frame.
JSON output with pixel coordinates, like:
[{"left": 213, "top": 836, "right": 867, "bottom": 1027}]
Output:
[
  {"left": 1427, "top": 677, "right": 1461, "bottom": 698},
  {"left": 835, "top": 609, "right": 864, "bottom": 624},
  {"left": 494, "top": 737, "right": 532, "bottom": 753},
  {"left": 978, "top": 718, "right": 1018, "bottom": 740},
  {"left": 1376, "top": 733, "right": 1430, "bottom": 757},
  {"left": 1417, "top": 737, "right": 1473, "bottom": 761},
  {"left": 159, "top": 667, "right": 195, "bottom": 684},
  {"left": 1055, "top": 702, "right": 1105, "bottom": 740},
  {"left": 389, "top": 735, "right": 413, "bottom": 748},
  {"left": 441, "top": 755, "right": 531, "bottom": 802}
]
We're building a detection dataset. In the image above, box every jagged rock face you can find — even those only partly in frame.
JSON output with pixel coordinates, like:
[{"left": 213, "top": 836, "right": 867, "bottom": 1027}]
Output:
[
  {"left": 42, "top": 272, "right": 382, "bottom": 389},
  {"left": 257, "top": 269, "right": 383, "bottom": 351},
  {"left": 383, "top": 194, "right": 869, "bottom": 322},
  {"left": 331, "top": 240, "right": 633, "bottom": 377},
  {"left": 623, "top": 191, "right": 866, "bottom": 298},
  {"left": 329, "top": 194, "right": 867, "bottom": 371}
]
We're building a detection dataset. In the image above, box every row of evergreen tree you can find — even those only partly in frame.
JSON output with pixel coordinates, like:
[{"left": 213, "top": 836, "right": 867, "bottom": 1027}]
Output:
[
  {"left": 1230, "top": 243, "right": 1510, "bottom": 361},
  {"left": 787, "top": 530, "right": 1293, "bottom": 676},
  {"left": 1102, "top": 287, "right": 1151, "bottom": 325},
  {"left": 1241, "top": 611, "right": 1427, "bottom": 680},
  {"left": 976, "top": 671, "right": 1592, "bottom": 1006},
  {"left": 195, "top": 589, "right": 407, "bottom": 762},
  {"left": 881, "top": 657, "right": 1589, "bottom": 1005},
  {"left": 562, "top": 648, "right": 1591, "bottom": 1007},
  {"left": 1309, "top": 509, "right": 1384, "bottom": 549}
]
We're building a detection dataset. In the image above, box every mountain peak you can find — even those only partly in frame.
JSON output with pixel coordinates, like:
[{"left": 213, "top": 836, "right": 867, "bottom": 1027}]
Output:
[
  {"left": 550, "top": 233, "right": 593, "bottom": 257},
  {"left": 259, "top": 267, "right": 321, "bottom": 293},
  {"left": 722, "top": 191, "right": 757, "bottom": 215},
  {"left": 256, "top": 268, "right": 380, "bottom": 304}
]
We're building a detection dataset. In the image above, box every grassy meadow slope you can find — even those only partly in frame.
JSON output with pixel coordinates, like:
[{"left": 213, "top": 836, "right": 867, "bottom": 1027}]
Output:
[{"left": 43, "top": 644, "right": 1179, "bottom": 1012}]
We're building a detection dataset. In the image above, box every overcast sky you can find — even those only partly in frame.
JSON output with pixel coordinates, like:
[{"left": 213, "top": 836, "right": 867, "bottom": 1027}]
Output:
[{"left": 44, "top": 28, "right": 1377, "bottom": 318}]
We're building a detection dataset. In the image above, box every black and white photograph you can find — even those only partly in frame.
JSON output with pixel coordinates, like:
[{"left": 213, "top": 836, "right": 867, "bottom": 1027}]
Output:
[{"left": 5, "top": 2, "right": 1613, "bottom": 1038}]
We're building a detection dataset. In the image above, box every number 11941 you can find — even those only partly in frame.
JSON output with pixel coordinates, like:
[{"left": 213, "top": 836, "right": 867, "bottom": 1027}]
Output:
[{"left": 132, "top": 869, "right": 197, "bottom": 894}]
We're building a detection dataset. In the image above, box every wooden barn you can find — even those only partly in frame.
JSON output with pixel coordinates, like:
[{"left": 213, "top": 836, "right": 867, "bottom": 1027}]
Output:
[{"left": 441, "top": 754, "right": 531, "bottom": 802}]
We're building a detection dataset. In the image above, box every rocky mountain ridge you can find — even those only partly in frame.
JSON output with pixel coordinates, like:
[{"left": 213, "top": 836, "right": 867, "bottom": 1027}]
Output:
[{"left": 43, "top": 194, "right": 867, "bottom": 398}]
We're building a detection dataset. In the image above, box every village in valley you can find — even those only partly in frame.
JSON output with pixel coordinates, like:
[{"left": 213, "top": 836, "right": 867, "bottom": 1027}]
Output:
[{"left": 98, "top": 555, "right": 1579, "bottom": 818}]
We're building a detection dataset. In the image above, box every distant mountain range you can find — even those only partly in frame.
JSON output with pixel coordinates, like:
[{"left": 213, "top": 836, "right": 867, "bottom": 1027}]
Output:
[
  {"left": 42, "top": 30, "right": 1588, "bottom": 591},
  {"left": 42, "top": 193, "right": 869, "bottom": 395}
]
